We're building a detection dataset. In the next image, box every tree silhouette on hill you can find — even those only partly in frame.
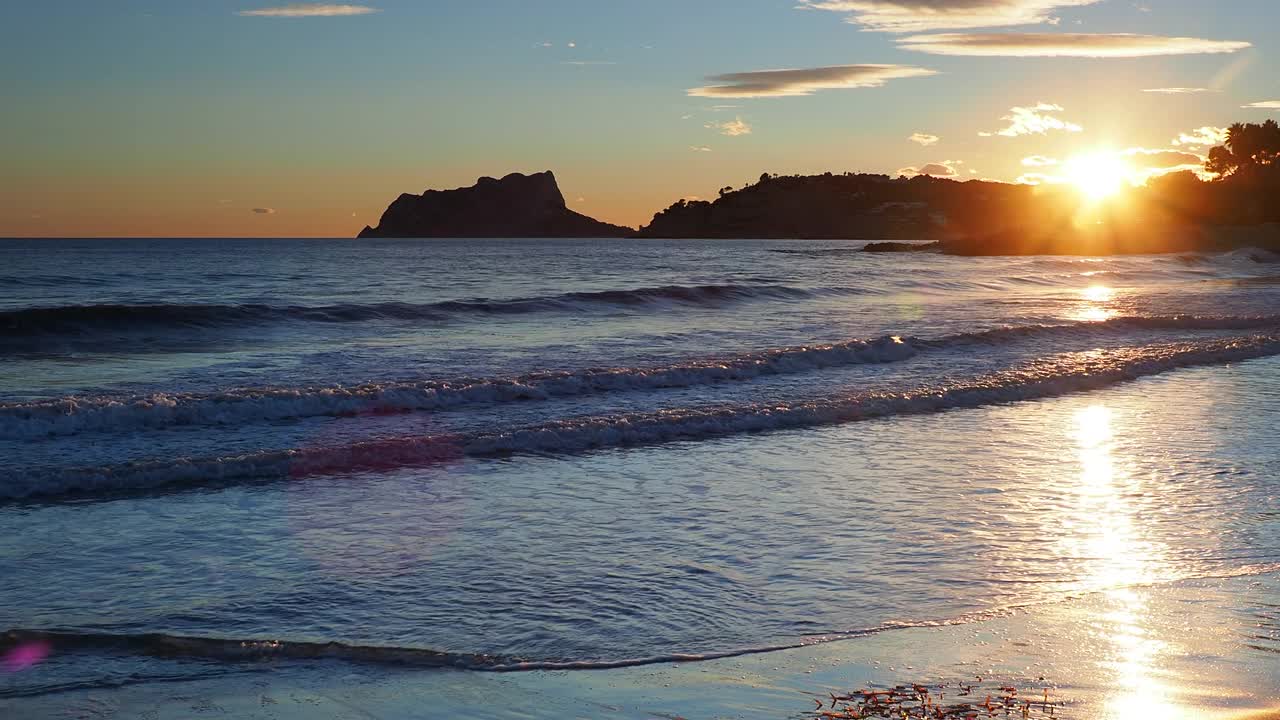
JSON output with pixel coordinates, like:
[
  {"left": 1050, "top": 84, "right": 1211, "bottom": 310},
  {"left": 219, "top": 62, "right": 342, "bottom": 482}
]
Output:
[{"left": 1205, "top": 120, "right": 1280, "bottom": 178}]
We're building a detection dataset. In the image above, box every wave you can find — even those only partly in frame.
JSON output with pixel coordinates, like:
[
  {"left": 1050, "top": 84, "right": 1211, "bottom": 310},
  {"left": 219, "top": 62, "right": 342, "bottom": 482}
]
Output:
[
  {"left": 0, "top": 335, "right": 917, "bottom": 440},
  {"left": 6, "top": 314, "right": 1276, "bottom": 442},
  {"left": 7, "top": 333, "right": 1279, "bottom": 501},
  {"left": 767, "top": 248, "right": 866, "bottom": 256},
  {"left": 0, "top": 617, "right": 961, "bottom": 678},
  {"left": 0, "top": 283, "right": 830, "bottom": 340},
  {"left": 10, "top": 563, "right": 1276, "bottom": 682}
]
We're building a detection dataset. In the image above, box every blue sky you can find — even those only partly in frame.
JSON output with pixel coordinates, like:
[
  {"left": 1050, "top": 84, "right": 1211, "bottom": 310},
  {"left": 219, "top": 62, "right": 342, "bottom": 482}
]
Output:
[{"left": 1, "top": 1, "right": 1277, "bottom": 236}]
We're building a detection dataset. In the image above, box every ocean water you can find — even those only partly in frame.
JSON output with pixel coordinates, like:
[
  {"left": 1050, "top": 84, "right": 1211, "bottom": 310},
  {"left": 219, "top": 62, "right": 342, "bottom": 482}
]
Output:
[{"left": 3, "top": 238, "right": 1280, "bottom": 710}]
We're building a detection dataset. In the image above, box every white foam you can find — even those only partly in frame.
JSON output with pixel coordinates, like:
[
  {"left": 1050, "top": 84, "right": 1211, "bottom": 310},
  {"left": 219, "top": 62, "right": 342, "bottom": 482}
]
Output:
[
  {"left": 5, "top": 315, "right": 1276, "bottom": 442},
  {"left": 9, "top": 334, "right": 1278, "bottom": 500},
  {"left": 0, "top": 335, "right": 917, "bottom": 440}
]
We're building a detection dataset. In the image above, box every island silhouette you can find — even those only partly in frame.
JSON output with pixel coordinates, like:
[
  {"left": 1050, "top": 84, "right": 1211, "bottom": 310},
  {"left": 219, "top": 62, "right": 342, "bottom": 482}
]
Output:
[{"left": 361, "top": 120, "right": 1280, "bottom": 255}]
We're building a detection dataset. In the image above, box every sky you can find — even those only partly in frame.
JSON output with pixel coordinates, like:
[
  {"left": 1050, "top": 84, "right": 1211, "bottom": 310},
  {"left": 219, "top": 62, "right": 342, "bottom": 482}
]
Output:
[{"left": 1, "top": 0, "right": 1278, "bottom": 237}]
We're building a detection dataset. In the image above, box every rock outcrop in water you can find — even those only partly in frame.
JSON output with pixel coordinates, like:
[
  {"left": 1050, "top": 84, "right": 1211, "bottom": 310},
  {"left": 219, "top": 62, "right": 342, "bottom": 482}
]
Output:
[{"left": 358, "top": 171, "right": 632, "bottom": 238}]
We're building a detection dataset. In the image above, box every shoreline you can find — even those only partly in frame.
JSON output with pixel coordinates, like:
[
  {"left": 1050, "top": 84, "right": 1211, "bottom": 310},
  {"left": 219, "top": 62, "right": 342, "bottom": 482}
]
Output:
[{"left": 6, "top": 573, "right": 1279, "bottom": 719}]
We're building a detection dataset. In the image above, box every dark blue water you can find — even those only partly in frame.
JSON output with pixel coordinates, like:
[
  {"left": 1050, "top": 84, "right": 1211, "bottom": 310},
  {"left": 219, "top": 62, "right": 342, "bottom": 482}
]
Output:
[{"left": 3, "top": 238, "right": 1280, "bottom": 700}]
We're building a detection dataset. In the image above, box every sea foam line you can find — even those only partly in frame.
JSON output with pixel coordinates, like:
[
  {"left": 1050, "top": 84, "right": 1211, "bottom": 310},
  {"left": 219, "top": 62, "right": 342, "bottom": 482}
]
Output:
[
  {"left": 4, "top": 314, "right": 1277, "bottom": 441},
  {"left": 0, "top": 335, "right": 915, "bottom": 440},
  {"left": 9, "top": 562, "right": 1277, "bottom": 680},
  {"left": 0, "top": 616, "right": 966, "bottom": 678},
  {"left": 6, "top": 334, "right": 1279, "bottom": 501}
]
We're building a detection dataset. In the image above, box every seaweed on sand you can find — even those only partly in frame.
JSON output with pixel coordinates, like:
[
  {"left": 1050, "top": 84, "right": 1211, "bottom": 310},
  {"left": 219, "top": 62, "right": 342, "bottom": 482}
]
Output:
[{"left": 811, "top": 680, "right": 1060, "bottom": 719}]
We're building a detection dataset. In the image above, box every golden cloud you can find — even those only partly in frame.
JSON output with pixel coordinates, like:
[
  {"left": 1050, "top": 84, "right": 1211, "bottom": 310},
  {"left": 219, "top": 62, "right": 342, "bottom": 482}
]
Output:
[
  {"left": 898, "top": 33, "right": 1251, "bottom": 57},
  {"left": 799, "top": 0, "right": 1101, "bottom": 33}
]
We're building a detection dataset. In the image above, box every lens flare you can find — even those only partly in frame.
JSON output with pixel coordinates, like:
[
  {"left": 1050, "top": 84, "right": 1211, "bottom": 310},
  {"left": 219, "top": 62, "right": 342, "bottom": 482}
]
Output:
[
  {"left": 3, "top": 641, "right": 50, "bottom": 672},
  {"left": 1064, "top": 152, "right": 1131, "bottom": 201}
]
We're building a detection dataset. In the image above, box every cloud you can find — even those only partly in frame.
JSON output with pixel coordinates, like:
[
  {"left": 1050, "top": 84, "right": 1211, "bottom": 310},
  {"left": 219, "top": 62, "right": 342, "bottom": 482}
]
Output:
[
  {"left": 898, "top": 159, "right": 964, "bottom": 177},
  {"left": 1021, "top": 154, "right": 1059, "bottom": 167},
  {"left": 1121, "top": 147, "right": 1203, "bottom": 171},
  {"left": 1142, "top": 87, "right": 1213, "bottom": 94},
  {"left": 898, "top": 33, "right": 1251, "bottom": 57},
  {"left": 909, "top": 132, "right": 940, "bottom": 146},
  {"left": 706, "top": 117, "right": 752, "bottom": 136},
  {"left": 688, "top": 64, "right": 936, "bottom": 98},
  {"left": 238, "top": 3, "right": 378, "bottom": 17},
  {"left": 1172, "top": 126, "right": 1228, "bottom": 147},
  {"left": 798, "top": 0, "right": 1101, "bottom": 33},
  {"left": 981, "top": 103, "right": 1082, "bottom": 137},
  {"left": 1243, "top": 100, "right": 1280, "bottom": 109},
  {"left": 1016, "top": 172, "right": 1060, "bottom": 185},
  {"left": 690, "top": 145, "right": 713, "bottom": 152},
  {"left": 561, "top": 60, "right": 617, "bottom": 66},
  {"left": 251, "top": 208, "right": 277, "bottom": 214}
]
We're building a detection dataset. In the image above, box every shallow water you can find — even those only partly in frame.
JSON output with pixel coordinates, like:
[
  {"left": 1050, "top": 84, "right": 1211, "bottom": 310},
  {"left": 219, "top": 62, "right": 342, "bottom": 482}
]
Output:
[{"left": 3, "top": 238, "right": 1280, "bottom": 711}]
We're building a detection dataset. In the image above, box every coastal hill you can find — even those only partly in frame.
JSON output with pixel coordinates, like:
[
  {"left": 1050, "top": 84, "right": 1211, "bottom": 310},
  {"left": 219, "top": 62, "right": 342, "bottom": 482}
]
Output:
[
  {"left": 358, "top": 171, "right": 631, "bottom": 238},
  {"left": 637, "top": 172, "right": 987, "bottom": 241},
  {"left": 636, "top": 166, "right": 1278, "bottom": 255},
  {"left": 360, "top": 121, "right": 1278, "bottom": 254}
]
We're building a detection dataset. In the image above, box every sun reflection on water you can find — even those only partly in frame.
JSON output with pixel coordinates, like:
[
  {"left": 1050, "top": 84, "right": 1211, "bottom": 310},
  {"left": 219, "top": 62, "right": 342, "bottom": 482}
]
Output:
[
  {"left": 1071, "top": 284, "right": 1117, "bottom": 322},
  {"left": 1081, "top": 285, "right": 1116, "bottom": 303},
  {"left": 1065, "top": 405, "right": 1193, "bottom": 719}
]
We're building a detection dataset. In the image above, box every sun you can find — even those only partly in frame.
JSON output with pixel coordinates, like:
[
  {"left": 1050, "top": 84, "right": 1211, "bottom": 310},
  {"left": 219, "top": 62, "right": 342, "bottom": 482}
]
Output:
[{"left": 1063, "top": 152, "right": 1131, "bottom": 201}]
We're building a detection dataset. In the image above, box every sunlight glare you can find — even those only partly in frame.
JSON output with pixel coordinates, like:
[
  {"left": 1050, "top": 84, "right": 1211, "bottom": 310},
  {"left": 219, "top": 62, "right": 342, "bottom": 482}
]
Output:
[
  {"left": 1082, "top": 285, "right": 1115, "bottom": 302},
  {"left": 1064, "top": 152, "right": 1131, "bottom": 201}
]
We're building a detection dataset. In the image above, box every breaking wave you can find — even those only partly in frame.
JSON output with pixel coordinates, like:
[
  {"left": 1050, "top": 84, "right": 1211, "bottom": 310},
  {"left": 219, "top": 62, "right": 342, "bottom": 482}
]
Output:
[
  {"left": 5, "top": 314, "right": 1275, "bottom": 442},
  {"left": 7, "top": 333, "right": 1278, "bottom": 501}
]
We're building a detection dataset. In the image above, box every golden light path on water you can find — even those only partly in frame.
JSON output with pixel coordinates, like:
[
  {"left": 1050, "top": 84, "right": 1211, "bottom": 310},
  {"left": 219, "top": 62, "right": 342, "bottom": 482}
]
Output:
[
  {"left": 1064, "top": 405, "right": 1192, "bottom": 719},
  {"left": 1072, "top": 284, "right": 1118, "bottom": 322}
]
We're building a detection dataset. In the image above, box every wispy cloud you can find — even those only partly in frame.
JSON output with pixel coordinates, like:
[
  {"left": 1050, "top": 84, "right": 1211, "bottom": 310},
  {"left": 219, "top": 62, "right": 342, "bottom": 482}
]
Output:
[
  {"left": 1021, "top": 155, "right": 1059, "bottom": 167},
  {"left": 1172, "top": 126, "right": 1228, "bottom": 147},
  {"left": 1121, "top": 147, "right": 1203, "bottom": 171},
  {"left": 909, "top": 132, "right": 939, "bottom": 146},
  {"left": 1015, "top": 172, "right": 1060, "bottom": 186},
  {"left": 251, "top": 207, "right": 277, "bottom": 214},
  {"left": 798, "top": 0, "right": 1101, "bottom": 33},
  {"left": 706, "top": 118, "right": 752, "bottom": 136},
  {"left": 898, "top": 33, "right": 1251, "bottom": 57},
  {"left": 561, "top": 60, "right": 617, "bottom": 66},
  {"left": 980, "top": 103, "right": 1082, "bottom": 137},
  {"left": 1142, "top": 87, "right": 1213, "bottom": 94},
  {"left": 239, "top": 3, "right": 378, "bottom": 17},
  {"left": 689, "top": 145, "right": 713, "bottom": 152},
  {"left": 1243, "top": 100, "right": 1280, "bottom": 109},
  {"left": 688, "top": 64, "right": 936, "bottom": 98},
  {"left": 898, "top": 159, "right": 964, "bottom": 177}
]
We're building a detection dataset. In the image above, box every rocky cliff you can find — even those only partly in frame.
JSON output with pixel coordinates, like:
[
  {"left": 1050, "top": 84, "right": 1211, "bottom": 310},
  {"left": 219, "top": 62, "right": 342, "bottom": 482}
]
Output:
[{"left": 358, "top": 171, "right": 632, "bottom": 238}]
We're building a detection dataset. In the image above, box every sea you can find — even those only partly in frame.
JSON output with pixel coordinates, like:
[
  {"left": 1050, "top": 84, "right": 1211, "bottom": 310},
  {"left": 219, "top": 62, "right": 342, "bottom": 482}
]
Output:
[{"left": 3, "top": 238, "right": 1280, "bottom": 716}]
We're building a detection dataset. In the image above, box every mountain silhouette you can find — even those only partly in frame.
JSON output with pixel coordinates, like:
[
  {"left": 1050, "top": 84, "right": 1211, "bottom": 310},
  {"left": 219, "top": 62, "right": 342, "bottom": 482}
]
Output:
[{"left": 359, "top": 171, "right": 632, "bottom": 238}]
